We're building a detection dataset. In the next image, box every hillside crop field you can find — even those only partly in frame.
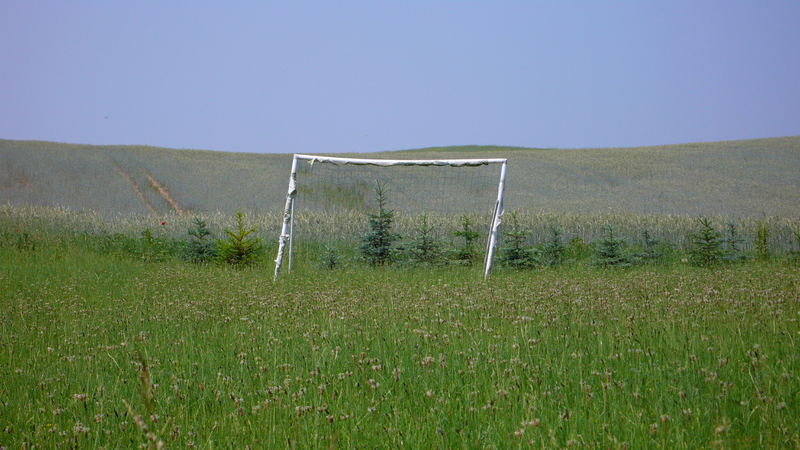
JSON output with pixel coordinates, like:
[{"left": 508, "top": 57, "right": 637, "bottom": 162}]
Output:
[
  {"left": 1, "top": 231, "right": 799, "bottom": 448},
  {"left": 2, "top": 137, "right": 800, "bottom": 217},
  {"left": 1, "top": 137, "right": 800, "bottom": 447}
]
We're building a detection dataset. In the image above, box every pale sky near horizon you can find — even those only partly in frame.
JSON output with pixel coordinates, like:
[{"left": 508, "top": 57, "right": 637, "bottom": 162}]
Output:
[{"left": 2, "top": 1, "right": 799, "bottom": 154}]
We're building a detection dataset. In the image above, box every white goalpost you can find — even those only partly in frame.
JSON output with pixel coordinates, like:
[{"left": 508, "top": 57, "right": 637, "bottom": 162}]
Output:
[{"left": 273, "top": 154, "right": 508, "bottom": 281}]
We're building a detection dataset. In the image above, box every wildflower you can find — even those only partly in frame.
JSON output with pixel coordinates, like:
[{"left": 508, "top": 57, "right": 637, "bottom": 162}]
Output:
[
  {"left": 161, "top": 221, "right": 166, "bottom": 226},
  {"left": 73, "top": 421, "right": 90, "bottom": 434}
]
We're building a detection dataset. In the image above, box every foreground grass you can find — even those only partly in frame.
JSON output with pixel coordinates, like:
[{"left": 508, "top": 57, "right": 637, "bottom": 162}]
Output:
[{"left": 1, "top": 240, "right": 799, "bottom": 448}]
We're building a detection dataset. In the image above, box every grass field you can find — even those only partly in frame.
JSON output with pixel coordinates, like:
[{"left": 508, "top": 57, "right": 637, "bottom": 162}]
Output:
[
  {"left": 2, "top": 137, "right": 799, "bottom": 447},
  {"left": 1, "top": 217, "right": 800, "bottom": 448}
]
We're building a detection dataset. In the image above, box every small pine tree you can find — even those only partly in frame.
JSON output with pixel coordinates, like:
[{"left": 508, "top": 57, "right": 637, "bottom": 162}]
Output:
[
  {"left": 723, "top": 220, "right": 746, "bottom": 263},
  {"left": 453, "top": 215, "right": 481, "bottom": 265},
  {"left": 216, "top": 211, "right": 264, "bottom": 266},
  {"left": 593, "top": 225, "right": 629, "bottom": 267},
  {"left": 633, "top": 228, "right": 670, "bottom": 264},
  {"left": 542, "top": 226, "right": 565, "bottom": 266},
  {"left": 360, "top": 182, "right": 400, "bottom": 266},
  {"left": 755, "top": 220, "right": 770, "bottom": 260},
  {"left": 408, "top": 213, "right": 442, "bottom": 265},
  {"left": 185, "top": 217, "right": 216, "bottom": 263},
  {"left": 498, "top": 212, "right": 538, "bottom": 269},
  {"left": 688, "top": 217, "right": 722, "bottom": 267}
]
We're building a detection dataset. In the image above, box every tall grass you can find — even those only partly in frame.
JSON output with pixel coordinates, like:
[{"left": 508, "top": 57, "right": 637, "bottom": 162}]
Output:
[
  {"left": 1, "top": 230, "right": 798, "bottom": 447},
  {"left": 4, "top": 204, "right": 797, "bottom": 259}
]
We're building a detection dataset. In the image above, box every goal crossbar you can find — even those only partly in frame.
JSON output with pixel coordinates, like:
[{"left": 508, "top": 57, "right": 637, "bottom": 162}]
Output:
[{"left": 273, "top": 154, "right": 508, "bottom": 281}]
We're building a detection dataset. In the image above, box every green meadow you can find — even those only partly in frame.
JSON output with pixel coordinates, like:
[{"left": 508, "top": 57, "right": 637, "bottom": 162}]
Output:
[
  {"left": 1, "top": 137, "right": 799, "bottom": 447},
  {"left": 1, "top": 229, "right": 799, "bottom": 448}
]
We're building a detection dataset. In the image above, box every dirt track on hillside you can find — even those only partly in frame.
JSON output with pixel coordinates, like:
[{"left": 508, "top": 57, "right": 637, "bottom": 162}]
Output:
[
  {"left": 113, "top": 162, "right": 158, "bottom": 216},
  {"left": 143, "top": 170, "right": 185, "bottom": 215}
]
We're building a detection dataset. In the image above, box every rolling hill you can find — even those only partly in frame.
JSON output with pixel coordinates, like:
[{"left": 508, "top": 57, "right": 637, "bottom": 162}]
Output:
[{"left": 1, "top": 137, "right": 799, "bottom": 218}]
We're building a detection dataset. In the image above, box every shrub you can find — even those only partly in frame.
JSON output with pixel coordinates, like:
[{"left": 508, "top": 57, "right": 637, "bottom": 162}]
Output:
[
  {"left": 15, "top": 231, "right": 36, "bottom": 252},
  {"left": 498, "top": 212, "right": 539, "bottom": 269},
  {"left": 139, "top": 228, "right": 173, "bottom": 262},
  {"left": 184, "top": 217, "right": 216, "bottom": 263},
  {"left": 565, "top": 236, "right": 591, "bottom": 261},
  {"left": 216, "top": 211, "right": 264, "bottom": 266},
  {"left": 360, "top": 182, "right": 400, "bottom": 266},
  {"left": 319, "top": 245, "right": 340, "bottom": 270},
  {"left": 688, "top": 217, "right": 723, "bottom": 267},
  {"left": 593, "top": 225, "right": 630, "bottom": 267},
  {"left": 542, "top": 226, "right": 565, "bottom": 266},
  {"left": 452, "top": 215, "right": 481, "bottom": 265},
  {"left": 791, "top": 228, "right": 800, "bottom": 264}
]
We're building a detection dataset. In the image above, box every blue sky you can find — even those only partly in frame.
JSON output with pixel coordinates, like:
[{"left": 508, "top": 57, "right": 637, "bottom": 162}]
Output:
[{"left": 2, "top": 1, "right": 799, "bottom": 154}]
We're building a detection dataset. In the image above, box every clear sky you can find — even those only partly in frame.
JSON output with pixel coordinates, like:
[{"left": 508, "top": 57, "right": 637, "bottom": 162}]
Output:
[{"left": 2, "top": 1, "right": 799, "bottom": 154}]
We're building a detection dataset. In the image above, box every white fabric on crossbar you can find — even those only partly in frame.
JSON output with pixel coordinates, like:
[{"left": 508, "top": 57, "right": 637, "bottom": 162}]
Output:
[{"left": 295, "top": 154, "right": 507, "bottom": 167}]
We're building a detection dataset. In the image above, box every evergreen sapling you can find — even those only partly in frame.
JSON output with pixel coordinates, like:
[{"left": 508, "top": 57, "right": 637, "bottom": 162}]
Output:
[
  {"left": 688, "top": 217, "right": 722, "bottom": 267},
  {"left": 216, "top": 211, "right": 265, "bottom": 266},
  {"left": 408, "top": 213, "right": 442, "bottom": 265},
  {"left": 593, "top": 225, "right": 629, "bottom": 267},
  {"left": 723, "top": 220, "right": 746, "bottom": 263},
  {"left": 453, "top": 215, "right": 481, "bottom": 265},
  {"left": 498, "top": 212, "right": 539, "bottom": 269},
  {"left": 184, "top": 216, "right": 216, "bottom": 263},
  {"left": 360, "top": 182, "right": 400, "bottom": 266},
  {"left": 542, "top": 226, "right": 565, "bottom": 266}
]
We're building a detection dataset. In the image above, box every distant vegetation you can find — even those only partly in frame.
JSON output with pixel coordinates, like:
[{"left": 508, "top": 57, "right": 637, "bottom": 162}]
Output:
[
  {"left": 2, "top": 136, "right": 799, "bottom": 217},
  {"left": 2, "top": 205, "right": 798, "bottom": 271}
]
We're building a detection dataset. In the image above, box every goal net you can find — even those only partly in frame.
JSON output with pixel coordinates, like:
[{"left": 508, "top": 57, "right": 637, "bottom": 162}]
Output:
[{"left": 273, "top": 154, "right": 508, "bottom": 281}]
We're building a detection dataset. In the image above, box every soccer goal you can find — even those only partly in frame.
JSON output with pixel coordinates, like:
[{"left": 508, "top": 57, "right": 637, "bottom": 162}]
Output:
[{"left": 273, "top": 154, "right": 508, "bottom": 281}]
